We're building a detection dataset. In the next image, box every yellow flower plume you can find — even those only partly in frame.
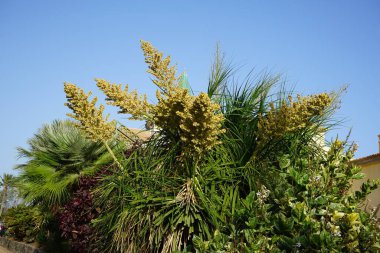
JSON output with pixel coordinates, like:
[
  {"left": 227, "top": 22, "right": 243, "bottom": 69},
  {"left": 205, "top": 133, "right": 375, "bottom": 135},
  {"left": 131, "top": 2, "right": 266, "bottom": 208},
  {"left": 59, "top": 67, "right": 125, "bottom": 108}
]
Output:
[
  {"left": 177, "top": 92, "right": 225, "bottom": 154},
  {"left": 96, "top": 78, "right": 153, "bottom": 120},
  {"left": 64, "top": 83, "right": 116, "bottom": 142},
  {"left": 140, "top": 40, "right": 177, "bottom": 93},
  {"left": 64, "top": 40, "right": 226, "bottom": 157},
  {"left": 258, "top": 93, "right": 332, "bottom": 141}
]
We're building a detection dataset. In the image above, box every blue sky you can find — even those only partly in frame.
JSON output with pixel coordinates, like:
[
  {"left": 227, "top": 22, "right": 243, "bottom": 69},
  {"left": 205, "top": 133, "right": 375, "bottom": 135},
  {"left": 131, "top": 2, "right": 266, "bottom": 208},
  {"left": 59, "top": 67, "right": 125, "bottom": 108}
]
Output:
[{"left": 1, "top": 1, "right": 379, "bottom": 175}]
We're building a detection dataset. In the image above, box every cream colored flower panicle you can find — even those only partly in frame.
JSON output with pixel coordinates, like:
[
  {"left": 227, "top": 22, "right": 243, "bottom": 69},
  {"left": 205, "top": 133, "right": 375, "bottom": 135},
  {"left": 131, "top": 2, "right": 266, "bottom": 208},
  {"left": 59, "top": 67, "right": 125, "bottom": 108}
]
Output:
[
  {"left": 141, "top": 40, "right": 225, "bottom": 154},
  {"left": 177, "top": 93, "right": 225, "bottom": 154},
  {"left": 154, "top": 88, "right": 225, "bottom": 154},
  {"left": 153, "top": 87, "right": 193, "bottom": 134},
  {"left": 64, "top": 83, "right": 116, "bottom": 142},
  {"left": 140, "top": 40, "right": 177, "bottom": 93},
  {"left": 64, "top": 40, "right": 226, "bottom": 156},
  {"left": 96, "top": 79, "right": 153, "bottom": 120},
  {"left": 257, "top": 93, "right": 332, "bottom": 142}
]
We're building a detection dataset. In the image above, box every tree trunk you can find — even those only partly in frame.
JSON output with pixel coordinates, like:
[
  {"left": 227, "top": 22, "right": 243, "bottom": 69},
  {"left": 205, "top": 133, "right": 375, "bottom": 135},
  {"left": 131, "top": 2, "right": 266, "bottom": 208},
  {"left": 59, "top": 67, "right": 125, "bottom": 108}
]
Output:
[{"left": 0, "top": 185, "right": 8, "bottom": 216}]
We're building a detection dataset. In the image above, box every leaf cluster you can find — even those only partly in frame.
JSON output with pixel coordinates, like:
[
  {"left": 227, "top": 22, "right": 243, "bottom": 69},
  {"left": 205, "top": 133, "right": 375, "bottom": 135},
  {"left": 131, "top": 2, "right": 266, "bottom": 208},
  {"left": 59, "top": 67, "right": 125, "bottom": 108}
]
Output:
[{"left": 3, "top": 204, "right": 44, "bottom": 243}]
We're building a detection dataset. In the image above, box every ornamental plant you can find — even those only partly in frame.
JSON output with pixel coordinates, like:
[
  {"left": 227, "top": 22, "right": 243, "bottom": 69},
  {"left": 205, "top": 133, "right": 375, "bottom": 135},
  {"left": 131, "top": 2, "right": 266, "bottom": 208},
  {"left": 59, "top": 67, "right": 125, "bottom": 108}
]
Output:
[
  {"left": 13, "top": 120, "right": 122, "bottom": 251},
  {"left": 64, "top": 41, "right": 226, "bottom": 252},
  {"left": 62, "top": 41, "right": 379, "bottom": 253},
  {"left": 64, "top": 40, "right": 225, "bottom": 160},
  {"left": 16, "top": 120, "right": 115, "bottom": 208},
  {"left": 58, "top": 169, "right": 110, "bottom": 253},
  {"left": 3, "top": 204, "right": 44, "bottom": 243},
  {"left": 193, "top": 140, "right": 380, "bottom": 252}
]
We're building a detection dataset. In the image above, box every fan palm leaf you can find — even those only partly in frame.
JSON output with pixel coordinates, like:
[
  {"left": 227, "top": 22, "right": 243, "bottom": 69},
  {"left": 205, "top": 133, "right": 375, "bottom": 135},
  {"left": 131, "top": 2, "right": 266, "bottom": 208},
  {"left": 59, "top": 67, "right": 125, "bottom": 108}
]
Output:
[{"left": 16, "top": 120, "right": 116, "bottom": 207}]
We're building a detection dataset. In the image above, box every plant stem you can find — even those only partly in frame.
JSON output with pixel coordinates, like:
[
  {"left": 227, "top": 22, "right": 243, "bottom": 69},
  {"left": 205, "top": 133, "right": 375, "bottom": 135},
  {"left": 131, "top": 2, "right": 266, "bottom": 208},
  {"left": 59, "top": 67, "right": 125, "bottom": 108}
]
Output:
[{"left": 103, "top": 141, "right": 124, "bottom": 171}]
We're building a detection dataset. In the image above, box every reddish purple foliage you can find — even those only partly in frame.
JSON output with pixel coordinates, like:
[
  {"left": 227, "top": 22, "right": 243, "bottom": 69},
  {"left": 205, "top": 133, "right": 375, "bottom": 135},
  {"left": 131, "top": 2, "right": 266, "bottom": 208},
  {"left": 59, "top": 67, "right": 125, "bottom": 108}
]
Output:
[
  {"left": 58, "top": 144, "right": 141, "bottom": 252},
  {"left": 58, "top": 170, "right": 107, "bottom": 253}
]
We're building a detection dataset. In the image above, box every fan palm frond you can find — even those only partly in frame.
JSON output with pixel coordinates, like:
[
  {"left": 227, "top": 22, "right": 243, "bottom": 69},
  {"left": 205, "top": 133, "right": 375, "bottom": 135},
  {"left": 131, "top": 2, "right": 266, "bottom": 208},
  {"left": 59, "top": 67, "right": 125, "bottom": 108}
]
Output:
[{"left": 15, "top": 120, "right": 115, "bottom": 207}]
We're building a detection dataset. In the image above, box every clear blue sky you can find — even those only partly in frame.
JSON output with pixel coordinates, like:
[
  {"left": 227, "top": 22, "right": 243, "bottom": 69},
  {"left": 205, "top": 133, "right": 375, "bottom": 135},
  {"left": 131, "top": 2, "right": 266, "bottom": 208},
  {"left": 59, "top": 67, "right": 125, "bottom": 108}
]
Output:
[{"left": 1, "top": 1, "right": 379, "bottom": 175}]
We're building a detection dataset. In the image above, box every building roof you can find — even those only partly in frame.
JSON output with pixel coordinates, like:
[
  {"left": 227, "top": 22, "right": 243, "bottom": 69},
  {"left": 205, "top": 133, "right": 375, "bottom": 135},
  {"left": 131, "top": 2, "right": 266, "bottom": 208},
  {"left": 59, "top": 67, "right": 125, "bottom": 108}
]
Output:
[
  {"left": 128, "top": 128, "right": 153, "bottom": 141},
  {"left": 352, "top": 153, "right": 380, "bottom": 165}
]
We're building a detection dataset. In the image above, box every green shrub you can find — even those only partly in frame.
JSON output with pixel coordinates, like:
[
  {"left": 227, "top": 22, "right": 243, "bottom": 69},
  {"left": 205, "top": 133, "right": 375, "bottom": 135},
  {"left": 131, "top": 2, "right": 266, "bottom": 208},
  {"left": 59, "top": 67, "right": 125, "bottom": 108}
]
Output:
[
  {"left": 193, "top": 140, "right": 380, "bottom": 252},
  {"left": 60, "top": 41, "right": 380, "bottom": 252},
  {"left": 3, "top": 204, "right": 44, "bottom": 243}
]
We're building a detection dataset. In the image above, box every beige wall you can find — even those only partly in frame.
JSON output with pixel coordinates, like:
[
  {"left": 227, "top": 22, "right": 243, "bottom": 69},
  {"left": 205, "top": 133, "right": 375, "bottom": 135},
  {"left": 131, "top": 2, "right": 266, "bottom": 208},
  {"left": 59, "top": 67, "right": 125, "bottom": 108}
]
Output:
[{"left": 352, "top": 161, "right": 380, "bottom": 217}]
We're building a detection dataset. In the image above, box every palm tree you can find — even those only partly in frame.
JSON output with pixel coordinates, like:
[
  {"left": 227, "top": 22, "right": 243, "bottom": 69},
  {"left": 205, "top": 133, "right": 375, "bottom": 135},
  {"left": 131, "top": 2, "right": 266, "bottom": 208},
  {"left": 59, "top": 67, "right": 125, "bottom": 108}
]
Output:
[
  {"left": 0, "top": 173, "right": 14, "bottom": 216},
  {"left": 16, "top": 119, "right": 119, "bottom": 208}
]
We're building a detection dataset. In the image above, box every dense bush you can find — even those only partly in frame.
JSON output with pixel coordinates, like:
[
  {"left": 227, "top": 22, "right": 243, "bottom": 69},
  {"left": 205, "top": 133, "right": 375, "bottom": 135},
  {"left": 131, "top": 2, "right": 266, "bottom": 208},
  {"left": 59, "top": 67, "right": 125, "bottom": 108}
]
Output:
[
  {"left": 9, "top": 41, "right": 377, "bottom": 252},
  {"left": 193, "top": 141, "right": 380, "bottom": 252},
  {"left": 61, "top": 41, "right": 380, "bottom": 252},
  {"left": 13, "top": 120, "right": 121, "bottom": 250},
  {"left": 58, "top": 169, "right": 110, "bottom": 253},
  {"left": 3, "top": 204, "right": 44, "bottom": 243}
]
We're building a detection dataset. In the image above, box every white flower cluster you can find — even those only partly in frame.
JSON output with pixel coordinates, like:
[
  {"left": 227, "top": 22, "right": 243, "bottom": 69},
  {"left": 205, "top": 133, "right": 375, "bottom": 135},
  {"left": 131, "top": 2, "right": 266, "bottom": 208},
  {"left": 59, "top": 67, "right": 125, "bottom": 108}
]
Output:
[
  {"left": 309, "top": 175, "right": 322, "bottom": 184},
  {"left": 256, "top": 185, "right": 270, "bottom": 205}
]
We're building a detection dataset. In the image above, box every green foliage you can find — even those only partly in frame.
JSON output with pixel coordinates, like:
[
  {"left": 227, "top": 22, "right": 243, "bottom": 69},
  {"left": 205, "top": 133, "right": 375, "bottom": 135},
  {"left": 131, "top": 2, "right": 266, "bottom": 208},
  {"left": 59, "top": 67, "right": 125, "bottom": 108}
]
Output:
[
  {"left": 92, "top": 141, "right": 221, "bottom": 253},
  {"left": 3, "top": 204, "right": 44, "bottom": 243},
  {"left": 0, "top": 173, "right": 16, "bottom": 216},
  {"left": 12, "top": 119, "right": 122, "bottom": 251},
  {"left": 192, "top": 141, "right": 380, "bottom": 253},
  {"left": 6, "top": 42, "right": 374, "bottom": 253},
  {"left": 86, "top": 44, "right": 380, "bottom": 253},
  {"left": 3, "top": 204, "right": 69, "bottom": 251},
  {"left": 16, "top": 119, "right": 116, "bottom": 207}
]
